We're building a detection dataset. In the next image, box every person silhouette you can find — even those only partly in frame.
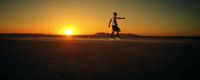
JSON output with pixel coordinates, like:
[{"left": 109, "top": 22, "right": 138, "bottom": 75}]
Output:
[{"left": 108, "top": 12, "right": 125, "bottom": 40}]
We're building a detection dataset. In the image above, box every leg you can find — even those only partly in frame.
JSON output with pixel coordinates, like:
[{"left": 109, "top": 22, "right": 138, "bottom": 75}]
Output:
[
  {"left": 111, "top": 31, "right": 114, "bottom": 38},
  {"left": 116, "top": 31, "right": 119, "bottom": 37},
  {"left": 115, "top": 31, "right": 120, "bottom": 40}
]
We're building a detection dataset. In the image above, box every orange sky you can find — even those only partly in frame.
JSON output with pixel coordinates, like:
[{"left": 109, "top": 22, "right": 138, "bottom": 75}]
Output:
[{"left": 0, "top": 0, "right": 200, "bottom": 36}]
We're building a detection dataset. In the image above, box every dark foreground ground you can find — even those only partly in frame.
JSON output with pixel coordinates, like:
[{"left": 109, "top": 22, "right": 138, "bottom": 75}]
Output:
[{"left": 0, "top": 37, "right": 200, "bottom": 80}]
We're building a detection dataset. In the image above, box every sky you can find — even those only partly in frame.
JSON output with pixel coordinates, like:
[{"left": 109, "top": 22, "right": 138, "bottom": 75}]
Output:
[{"left": 0, "top": 0, "right": 200, "bottom": 36}]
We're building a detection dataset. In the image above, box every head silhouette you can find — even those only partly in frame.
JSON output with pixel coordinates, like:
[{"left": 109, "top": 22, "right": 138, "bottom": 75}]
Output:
[{"left": 113, "top": 12, "right": 117, "bottom": 17}]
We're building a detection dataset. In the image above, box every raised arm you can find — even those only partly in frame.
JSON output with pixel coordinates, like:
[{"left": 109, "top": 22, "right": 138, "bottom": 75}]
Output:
[
  {"left": 108, "top": 19, "right": 112, "bottom": 27},
  {"left": 116, "top": 17, "right": 126, "bottom": 19}
]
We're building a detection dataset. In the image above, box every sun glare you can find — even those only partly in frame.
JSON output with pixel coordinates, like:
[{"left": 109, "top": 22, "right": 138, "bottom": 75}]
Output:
[
  {"left": 64, "top": 29, "right": 73, "bottom": 35},
  {"left": 59, "top": 25, "right": 79, "bottom": 35}
]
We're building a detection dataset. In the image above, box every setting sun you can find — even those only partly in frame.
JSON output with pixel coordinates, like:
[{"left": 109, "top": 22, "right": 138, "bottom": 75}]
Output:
[
  {"left": 59, "top": 25, "right": 79, "bottom": 35},
  {"left": 64, "top": 29, "right": 73, "bottom": 35}
]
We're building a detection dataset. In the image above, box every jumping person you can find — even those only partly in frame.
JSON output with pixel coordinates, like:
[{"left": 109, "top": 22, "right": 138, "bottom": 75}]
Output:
[{"left": 108, "top": 12, "right": 125, "bottom": 40}]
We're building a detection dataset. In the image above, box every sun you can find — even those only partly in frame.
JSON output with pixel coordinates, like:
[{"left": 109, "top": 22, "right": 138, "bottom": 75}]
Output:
[
  {"left": 59, "top": 25, "right": 79, "bottom": 35},
  {"left": 64, "top": 29, "right": 73, "bottom": 35}
]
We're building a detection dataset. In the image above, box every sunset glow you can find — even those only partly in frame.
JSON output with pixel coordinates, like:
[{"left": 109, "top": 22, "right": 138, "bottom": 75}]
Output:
[
  {"left": 0, "top": 0, "right": 200, "bottom": 36},
  {"left": 59, "top": 25, "right": 79, "bottom": 35},
  {"left": 64, "top": 29, "right": 73, "bottom": 35}
]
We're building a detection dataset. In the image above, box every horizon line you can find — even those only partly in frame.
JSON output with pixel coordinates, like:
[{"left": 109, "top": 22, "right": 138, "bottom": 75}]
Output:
[{"left": 0, "top": 32, "right": 200, "bottom": 37}]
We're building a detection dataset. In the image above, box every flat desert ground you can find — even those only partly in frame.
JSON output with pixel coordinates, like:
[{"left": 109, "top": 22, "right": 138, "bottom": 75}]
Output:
[{"left": 0, "top": 37, "right": 200, "bottom": 80}]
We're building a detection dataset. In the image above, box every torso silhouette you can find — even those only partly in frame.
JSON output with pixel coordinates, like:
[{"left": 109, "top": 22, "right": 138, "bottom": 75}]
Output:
[{"left": 112, "top": 17, "right": 118, "bottom": 26}]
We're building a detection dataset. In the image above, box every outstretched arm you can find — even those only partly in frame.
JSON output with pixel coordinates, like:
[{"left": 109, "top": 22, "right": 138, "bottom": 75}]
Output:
[
  {"left": 108, "top": 19, "right": 112, "bottom": 27},
  {"left": 117, "top": 17, "right": 126, "bottom": 19}
]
